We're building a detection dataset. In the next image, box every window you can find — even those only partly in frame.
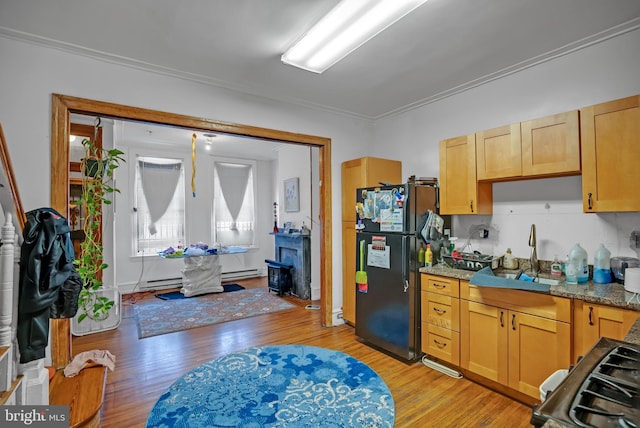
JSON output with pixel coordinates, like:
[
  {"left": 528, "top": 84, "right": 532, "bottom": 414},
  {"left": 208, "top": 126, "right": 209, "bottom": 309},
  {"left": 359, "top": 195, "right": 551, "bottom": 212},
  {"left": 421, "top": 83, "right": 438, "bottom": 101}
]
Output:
[
  {"left": 134, "top": 156, "right": 185, "bottom": 255},
  {"left": 213, "top": 159, "right": 255, "bottom": 247}
]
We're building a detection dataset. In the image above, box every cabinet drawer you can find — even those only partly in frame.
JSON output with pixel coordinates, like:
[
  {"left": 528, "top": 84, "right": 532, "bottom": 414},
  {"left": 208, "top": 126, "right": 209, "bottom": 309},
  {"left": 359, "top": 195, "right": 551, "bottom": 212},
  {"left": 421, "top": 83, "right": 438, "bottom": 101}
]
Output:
[
  {"left": 422, "top": 274, "right": 460, "bottom": 297},
  {"left": 424, "top": 292, "right": 460, "bottom": 331},
  {"left": 422, "top": 324, "right": 460, "bottom": 365}
]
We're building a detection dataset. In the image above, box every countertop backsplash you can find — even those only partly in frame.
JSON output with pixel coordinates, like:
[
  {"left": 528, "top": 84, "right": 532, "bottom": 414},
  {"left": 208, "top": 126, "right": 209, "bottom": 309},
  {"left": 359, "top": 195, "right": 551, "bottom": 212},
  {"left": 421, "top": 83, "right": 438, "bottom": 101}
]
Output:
[{"left": 448, "top": 179, "right": 640, "bottom": 265}]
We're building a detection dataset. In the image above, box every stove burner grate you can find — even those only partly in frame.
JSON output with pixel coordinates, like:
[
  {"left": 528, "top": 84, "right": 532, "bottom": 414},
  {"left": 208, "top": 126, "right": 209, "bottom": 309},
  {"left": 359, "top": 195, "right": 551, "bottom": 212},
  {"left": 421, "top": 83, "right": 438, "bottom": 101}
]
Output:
[{"left": 569, "top": 344, "right": 639, "bottom": 428}]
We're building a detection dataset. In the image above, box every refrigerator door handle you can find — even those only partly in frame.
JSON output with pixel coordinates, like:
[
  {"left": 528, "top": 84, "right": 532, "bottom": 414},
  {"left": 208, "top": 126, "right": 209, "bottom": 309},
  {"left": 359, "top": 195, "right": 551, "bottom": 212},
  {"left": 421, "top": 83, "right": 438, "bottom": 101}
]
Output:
[{"left": 402, "top": 235, "right": 409, "bottom": 293}]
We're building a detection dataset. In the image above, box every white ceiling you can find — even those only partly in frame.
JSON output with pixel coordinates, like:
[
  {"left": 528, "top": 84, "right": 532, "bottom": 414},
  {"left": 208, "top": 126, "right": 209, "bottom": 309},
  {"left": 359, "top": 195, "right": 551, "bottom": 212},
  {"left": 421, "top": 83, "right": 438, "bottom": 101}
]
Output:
[{"left": 2, "top": 0, "right": 639, "bottom": 120}]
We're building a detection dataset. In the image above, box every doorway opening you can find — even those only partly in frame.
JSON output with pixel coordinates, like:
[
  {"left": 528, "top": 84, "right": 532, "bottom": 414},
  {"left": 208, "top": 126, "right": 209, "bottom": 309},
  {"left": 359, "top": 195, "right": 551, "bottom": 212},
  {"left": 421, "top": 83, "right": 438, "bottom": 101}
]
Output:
[{"left": 50, "top": 93, "right": 333, "bottom": 368}]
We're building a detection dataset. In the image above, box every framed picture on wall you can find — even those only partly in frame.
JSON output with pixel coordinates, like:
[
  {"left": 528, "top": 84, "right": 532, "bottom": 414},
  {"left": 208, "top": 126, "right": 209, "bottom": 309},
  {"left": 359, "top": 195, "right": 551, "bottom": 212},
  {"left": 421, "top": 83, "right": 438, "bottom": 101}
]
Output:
[{"left": 284, "top": 177, "right": 300, "bottom": 212}]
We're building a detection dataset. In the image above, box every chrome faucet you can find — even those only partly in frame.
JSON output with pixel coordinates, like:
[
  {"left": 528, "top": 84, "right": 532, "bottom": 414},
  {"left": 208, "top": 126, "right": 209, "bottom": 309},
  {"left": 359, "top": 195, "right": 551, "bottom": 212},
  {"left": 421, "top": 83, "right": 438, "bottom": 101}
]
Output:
[{"left": 529, "top": 224, "right": 538, "bottom": 275}]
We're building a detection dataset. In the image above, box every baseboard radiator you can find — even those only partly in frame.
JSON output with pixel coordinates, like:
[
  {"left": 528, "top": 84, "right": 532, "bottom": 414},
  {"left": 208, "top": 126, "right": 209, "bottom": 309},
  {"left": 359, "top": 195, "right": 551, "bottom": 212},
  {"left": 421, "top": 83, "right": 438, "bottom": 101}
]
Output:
[
  {"left": 221, "top": 268, "right": 261, "bottom": 282},
  {"left": 139, "top": 269, "right": 261, "bottom": 291},
  {"left": 139, "top": 277, "right": 182, "bottom": 291}
]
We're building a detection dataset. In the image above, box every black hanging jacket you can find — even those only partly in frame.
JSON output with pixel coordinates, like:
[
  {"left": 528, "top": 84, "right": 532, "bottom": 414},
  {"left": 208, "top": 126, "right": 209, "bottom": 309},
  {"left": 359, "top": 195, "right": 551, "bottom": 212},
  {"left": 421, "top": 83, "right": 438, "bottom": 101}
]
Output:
[{"left": 17, "top": 207, "right": 79, "bottom": 363}]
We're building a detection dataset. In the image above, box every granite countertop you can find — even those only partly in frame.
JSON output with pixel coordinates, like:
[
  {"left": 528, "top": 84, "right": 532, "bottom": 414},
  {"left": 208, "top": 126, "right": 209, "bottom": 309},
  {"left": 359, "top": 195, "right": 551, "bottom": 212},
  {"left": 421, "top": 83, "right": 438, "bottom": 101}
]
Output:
[{"left": 420, "top": 263, "right": 640, "bottom": 344}]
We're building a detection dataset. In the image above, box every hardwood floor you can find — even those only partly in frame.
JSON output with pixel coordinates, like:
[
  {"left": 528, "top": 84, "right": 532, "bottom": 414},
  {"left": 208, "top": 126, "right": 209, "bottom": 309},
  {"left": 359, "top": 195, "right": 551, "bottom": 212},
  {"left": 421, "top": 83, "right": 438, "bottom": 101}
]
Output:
[{"left": 71, "top": 278, "right": 534, "bottom": 427}]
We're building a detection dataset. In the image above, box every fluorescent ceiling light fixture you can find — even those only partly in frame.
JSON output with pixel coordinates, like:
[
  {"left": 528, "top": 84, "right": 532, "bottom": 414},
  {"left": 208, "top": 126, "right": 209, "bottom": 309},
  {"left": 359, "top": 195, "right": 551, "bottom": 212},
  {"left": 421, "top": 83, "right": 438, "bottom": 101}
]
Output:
[{"left": 282, "top": 0, "right": 428, "bottom": 73}]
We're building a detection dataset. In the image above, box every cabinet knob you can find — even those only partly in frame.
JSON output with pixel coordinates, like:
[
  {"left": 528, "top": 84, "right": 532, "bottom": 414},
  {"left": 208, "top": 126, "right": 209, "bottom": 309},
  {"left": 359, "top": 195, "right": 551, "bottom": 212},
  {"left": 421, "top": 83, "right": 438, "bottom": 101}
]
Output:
[
  {"left": 433, "top": 307, "right": 447, "bottom": 315},
  {"left": 511, "top": 313, "right": 516, "bottom": 330},
  {"left": 588, "top": 306, "right": 594, "bottom": 325},
  {"left": 587, "top": 193, "right": 593, "bottom": 210},
  {"left": 470, "top": 200, "right": 474, "bottom": 213},
  {"left": 500, "top": 311, "right": 504, "bottom": 327}
]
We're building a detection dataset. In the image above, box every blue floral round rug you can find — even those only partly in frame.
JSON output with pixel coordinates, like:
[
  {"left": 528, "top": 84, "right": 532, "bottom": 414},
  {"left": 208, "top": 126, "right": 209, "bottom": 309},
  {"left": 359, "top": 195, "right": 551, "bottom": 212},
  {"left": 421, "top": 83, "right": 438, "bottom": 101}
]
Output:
[{"left": 146, "top": 345, "right": 395, "bottom": 427}]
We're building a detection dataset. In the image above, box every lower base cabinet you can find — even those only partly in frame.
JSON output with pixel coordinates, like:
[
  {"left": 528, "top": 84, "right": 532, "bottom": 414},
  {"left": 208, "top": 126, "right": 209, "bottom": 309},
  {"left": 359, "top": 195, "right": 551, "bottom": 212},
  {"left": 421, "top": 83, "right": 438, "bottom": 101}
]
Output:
[
  {"left": 573, "top": 300, "right": 639, "bottom": 363},
  {"left": 460, "top": 283, "right": 571, "bottom": 400},
  {"left": 421, "top": 275, "right": 461, "bottom": 366}
]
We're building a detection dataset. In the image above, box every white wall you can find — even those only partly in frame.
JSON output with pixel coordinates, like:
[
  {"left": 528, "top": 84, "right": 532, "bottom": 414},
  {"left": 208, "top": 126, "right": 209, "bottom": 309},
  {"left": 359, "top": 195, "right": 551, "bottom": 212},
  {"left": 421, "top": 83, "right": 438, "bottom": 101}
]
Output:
[
  {"left": 372, "top": 28, "right": 640, "bottom": 264},
  {"left": 1, "top": 28, "right": 639, "bottom": 319},
  {"left": 0, "top": 35, "right": 371, "bottom": 315},
  {"left": 108, "top": 124, "right": 280, "bottom": 291},
  {"left": 273, "top": 144, "right": 321, "bottom": 300}
]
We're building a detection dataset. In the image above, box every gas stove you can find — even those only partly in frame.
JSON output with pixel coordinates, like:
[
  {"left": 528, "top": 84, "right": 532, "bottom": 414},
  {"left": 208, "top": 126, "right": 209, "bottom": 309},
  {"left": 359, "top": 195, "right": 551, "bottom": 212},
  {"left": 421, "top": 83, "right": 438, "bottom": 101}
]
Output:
[{"left": 531, "top": 337, "right": 639, "bottom": 428}]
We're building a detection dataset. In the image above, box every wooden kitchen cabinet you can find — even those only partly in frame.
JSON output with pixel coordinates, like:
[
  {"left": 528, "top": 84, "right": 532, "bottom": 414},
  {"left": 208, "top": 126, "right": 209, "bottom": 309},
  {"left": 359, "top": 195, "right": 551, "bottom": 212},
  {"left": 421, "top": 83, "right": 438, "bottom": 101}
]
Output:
[
  {"left": 341, "top": 157, "right": 402, "bottom": 220},
  {"left": 341, "top": 157, "right": 401, "bottom": 325},
  {"left": 476, "top": 111, "right": 580, "bottom": 181},
  {"left": 341, "top": 221, "right": 357, "bottom": 324},
  {"left": 439, "top": 134, "right": 492, "bottom": 215},
  {"left": 421, "top": 274, "right": 461, "bottom": 365},
  {"left": 572, "top": 300, "right": 639, "bottom": 363},
  {"left": 460, "top": 282, "right": 571, "bottom": 400},
  {"left": 521, "top": 110, "right": 580, "bottom": 177},
  {"left": 476, "top": 123, "right": 521, "bottom": 180},
  {"left": 581, "top": 94, "right": 640, "bottom": 212}
]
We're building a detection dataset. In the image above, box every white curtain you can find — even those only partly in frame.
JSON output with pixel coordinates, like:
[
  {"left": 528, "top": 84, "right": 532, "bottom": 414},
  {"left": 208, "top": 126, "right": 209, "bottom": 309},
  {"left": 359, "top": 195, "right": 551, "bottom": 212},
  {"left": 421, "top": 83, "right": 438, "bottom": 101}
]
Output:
[
  {"left": 139, "top": 160, "right": 182, "bottom": 234},
  {"left": 215, "top": 162, "right": 250, "bottom": 230}
]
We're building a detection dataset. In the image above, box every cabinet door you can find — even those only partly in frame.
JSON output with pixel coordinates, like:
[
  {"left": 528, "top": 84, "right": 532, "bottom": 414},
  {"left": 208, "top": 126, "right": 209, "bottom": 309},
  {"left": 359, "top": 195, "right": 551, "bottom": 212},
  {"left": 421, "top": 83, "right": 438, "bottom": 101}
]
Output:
[
  {"left": 508, "top": 311, "right": 570, "bottom": 399},
  {"left": 439, "top": 135, "right": 492, "bottom": 215},
  {"left": 521, "top": 110, "right": 580, "bottom": 177},
  {"left": 581, "top": 94, "right": 640, "bottom": 212},
  {"left": 341, "top": 222, "right": 356, "bottom": 324},
  {"left": 573, "top": 301, "right": 639, "bottom": 362},
  {"left": 476, "top": 124, "right": 522, "bottom": 180},
  {"left": 460, "top": 300, "right": 508, "bottom": 384},
  {"left": 341, "top": 157, "right": 402, "bottom": 220}
]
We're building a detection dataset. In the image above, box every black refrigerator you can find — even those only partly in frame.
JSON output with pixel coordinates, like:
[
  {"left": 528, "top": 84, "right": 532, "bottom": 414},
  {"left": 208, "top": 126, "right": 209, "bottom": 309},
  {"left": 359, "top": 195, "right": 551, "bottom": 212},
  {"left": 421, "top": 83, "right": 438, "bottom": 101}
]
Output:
[{"left": 355, "top": 179, "right": 440, "bottom": 361}]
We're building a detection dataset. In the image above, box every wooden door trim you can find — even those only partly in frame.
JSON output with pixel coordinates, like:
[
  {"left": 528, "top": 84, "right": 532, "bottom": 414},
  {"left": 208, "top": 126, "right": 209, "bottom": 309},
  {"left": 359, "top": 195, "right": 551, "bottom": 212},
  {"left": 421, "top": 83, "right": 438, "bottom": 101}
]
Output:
[{"left": 51, "top": 93, "right": 333, "bottom": 367}]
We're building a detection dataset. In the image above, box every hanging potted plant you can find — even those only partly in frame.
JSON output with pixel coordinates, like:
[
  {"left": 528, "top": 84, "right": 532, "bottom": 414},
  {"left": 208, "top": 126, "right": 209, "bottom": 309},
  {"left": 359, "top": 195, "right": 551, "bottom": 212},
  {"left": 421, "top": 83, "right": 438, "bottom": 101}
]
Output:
[{"left": 75, "top": 131, "right": 125, "bottom": 324}]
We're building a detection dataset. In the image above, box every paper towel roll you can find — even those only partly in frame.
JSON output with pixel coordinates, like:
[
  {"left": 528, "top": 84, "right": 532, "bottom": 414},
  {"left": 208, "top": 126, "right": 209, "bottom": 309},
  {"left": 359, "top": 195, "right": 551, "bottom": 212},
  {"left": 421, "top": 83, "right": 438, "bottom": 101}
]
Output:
[{"left": 624, "top": 267, "right": 640, "bottom": 293}]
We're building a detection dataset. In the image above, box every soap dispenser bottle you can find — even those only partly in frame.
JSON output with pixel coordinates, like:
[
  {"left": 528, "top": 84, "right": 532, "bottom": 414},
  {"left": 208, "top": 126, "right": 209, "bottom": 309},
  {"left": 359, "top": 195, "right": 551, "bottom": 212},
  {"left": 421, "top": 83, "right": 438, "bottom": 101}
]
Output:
[
  {"left": 551, "top": 256, "right": 562, "bottom": 277},
  {"left": 503, "top": 248, "right": 518, "bottom": 269}
]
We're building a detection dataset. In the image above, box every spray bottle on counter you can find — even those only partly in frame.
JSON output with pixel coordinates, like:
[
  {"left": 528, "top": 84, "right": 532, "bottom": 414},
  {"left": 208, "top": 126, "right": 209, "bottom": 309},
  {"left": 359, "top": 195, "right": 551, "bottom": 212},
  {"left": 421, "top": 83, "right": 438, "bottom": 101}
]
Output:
[{"left": 425, "top": 244, "right": 433, "bottom": 267}]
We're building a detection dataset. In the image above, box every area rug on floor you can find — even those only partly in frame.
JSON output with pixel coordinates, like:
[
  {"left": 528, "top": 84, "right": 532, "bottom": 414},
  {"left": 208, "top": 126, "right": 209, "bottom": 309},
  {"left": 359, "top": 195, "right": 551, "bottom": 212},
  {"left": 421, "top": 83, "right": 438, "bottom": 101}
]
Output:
[
  {"left": 134, "top": 288, "right": 296, "bottom": 339},
  {"left": 155, "top": 283, "right": 245, "bottom": 300},
  {"left": 146, "top": 345, "right": 395, "bottom": 428}
]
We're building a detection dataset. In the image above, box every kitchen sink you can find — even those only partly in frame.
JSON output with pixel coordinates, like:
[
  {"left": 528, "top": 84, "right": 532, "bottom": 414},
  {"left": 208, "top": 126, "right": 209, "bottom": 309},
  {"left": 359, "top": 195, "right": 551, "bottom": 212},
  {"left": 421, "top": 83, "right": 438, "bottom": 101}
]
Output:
[{"left": 495, "top": 272, "right": 562, "bottom": 286}]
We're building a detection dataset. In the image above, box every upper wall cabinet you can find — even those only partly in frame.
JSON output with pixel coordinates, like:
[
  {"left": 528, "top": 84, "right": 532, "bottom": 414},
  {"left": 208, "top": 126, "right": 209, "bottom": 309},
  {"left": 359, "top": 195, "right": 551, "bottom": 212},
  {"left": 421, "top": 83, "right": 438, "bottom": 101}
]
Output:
[
  {"left": 440, "top": 135, "right": 492, "bottom": 215},
  {"left": 476, "top": 124, "right": 521, "bottom": 180},
  {"left": 521, "top": 111, "right": 580, "bottom": 177},
  {"left": 581, "top": 95, "right": 640, "bottom": 212},
  {"left": 341, "top": 157, "right": 402, "bottom": 221},
  {"left": 476, "top": 111, "right": 580, "bottom": 181}
]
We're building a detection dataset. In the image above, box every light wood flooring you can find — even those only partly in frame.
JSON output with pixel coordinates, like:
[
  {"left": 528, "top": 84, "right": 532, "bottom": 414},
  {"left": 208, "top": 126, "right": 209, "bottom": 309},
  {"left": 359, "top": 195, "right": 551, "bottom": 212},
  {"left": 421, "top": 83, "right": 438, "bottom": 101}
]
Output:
[{"left": 71, "top": 278, "right": 534, "bottom": 427}]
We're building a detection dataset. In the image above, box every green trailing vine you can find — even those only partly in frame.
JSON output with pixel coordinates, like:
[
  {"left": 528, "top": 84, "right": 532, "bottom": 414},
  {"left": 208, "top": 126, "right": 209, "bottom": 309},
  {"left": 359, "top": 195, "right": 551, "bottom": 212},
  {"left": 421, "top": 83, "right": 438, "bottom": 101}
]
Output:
[{"left": 75, "top": 132, "right": 125, "bottom": 323}]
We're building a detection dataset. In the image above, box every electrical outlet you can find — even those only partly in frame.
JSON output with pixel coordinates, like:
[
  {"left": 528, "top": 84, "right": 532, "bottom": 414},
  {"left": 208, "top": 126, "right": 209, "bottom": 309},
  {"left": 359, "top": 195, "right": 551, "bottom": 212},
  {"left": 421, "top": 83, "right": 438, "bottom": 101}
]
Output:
[{"left": 631, "top": 230, "right": 640, "bottom": 249}]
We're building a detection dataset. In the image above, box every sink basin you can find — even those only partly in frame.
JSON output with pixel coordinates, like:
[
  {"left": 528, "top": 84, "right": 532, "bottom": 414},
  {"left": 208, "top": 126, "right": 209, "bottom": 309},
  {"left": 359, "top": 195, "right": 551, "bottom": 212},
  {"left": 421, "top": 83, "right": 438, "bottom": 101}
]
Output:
[{"left": 495, "top": 272, "right": 562, "bottom": 286}]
